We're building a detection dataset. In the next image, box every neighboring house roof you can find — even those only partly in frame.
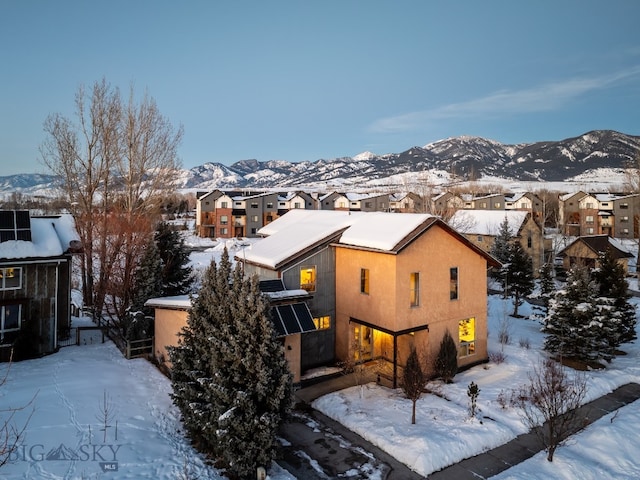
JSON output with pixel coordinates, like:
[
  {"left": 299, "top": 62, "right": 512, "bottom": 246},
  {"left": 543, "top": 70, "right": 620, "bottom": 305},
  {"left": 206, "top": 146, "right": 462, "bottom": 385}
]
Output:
[
  {"left": 0, "top": 213, "right": 81, "bottom": 261},
  {"left": 239, "top": 209, "right": 500, "bottom": 269},
  {"left": 449, "top": 210, "right": 529, "bottom": 236},
  {"left": 558, "top": 235, "right": 634, "bottom": 259}
]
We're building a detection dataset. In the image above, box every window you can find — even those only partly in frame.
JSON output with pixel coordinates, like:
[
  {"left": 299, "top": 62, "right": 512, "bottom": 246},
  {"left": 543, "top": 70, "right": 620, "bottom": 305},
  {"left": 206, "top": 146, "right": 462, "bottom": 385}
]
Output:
[
  {"left": 520, "top": 203, "right": 527, "bottom": 209},
  {"left": 1, "top": 304, "right": 21, "bottom": 340},
  {"left": 250, "top": 202, "right": 258, "bottom": 208},
  {"left": 266, "top": 215, "right": 273, "bottom": 222},
  {"left": 527, "top": 235, "right": 532, "bottom": 249},
  {"left": 267, "top": 202, "right": 274, "bottom": 208},
  {"left": 0, "top": 268, "right": 22, "bottom": 290},
  {"left": 300, "top": 266, "right": 316, "bottom": 292},
  {"left": 410, "top": 272, "right": 420, "bottom": 307},
  {"left": 623, "top": 228, "right": 630, "bottom": 234},
  {"left": 587, "top": 227, "right": 594, "bottom": 234},
  {"left": 220, "top": 215, "right": 228, "bottom": 225},
  {"left": 602, "top": 203, "right": 609, "bottom": 207},
  {"left": 459, "top": 317, "right": 475, "bottom": 357},
  {"left": 313, "top": 316, "right": 331, "bottom": 330},
  {"left": 220, "top": 201, "right": 228, "bottom": 208},
  {"left": 585, "top": 215, "right": 594, "bottom": 224},
  {"left": 494, "top": 202, "right": 501, "bottom": 208},
  {"left": 586, "top": 202, "right": 594, "bottom": 209},
  {"left": 621, "top": 203, "right": 629, "bottom": 210},
  {"left": 221, "top": 227, "right": 228, "bottom": 235},
  {"left": 251, "top": 215, "right": 258, "bottom": 222},
  {"left": 234, "top": 201, "right": 242, "bottom": 206},
  {"left": 450, "top": 267, "right": 458, "bottom": 300},
  {"left": 622, "top": 216, "right": 629, "bottom": 222},
  {"left": 477, "top": 236, "right": 483, "bottom": 242},
  {"left": 480, "top": 202, "right": 487, "bottom": 208},
  {"left": 294, "top": 202, "right": 301, "bottom": 209},
  {"left": 365, "top": 202, "right": 372, "bottom": 208},
  {"left": 251, "top": 228, "right": 256, "bottom": 234},
  {"left": 360, "top": 268, "right": 370, "bottom": 294}
]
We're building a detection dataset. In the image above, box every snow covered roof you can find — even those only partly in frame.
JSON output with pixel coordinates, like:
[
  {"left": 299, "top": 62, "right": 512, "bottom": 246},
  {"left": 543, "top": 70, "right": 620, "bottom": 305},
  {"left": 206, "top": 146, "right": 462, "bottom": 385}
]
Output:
[
  {"left": 239, "top": 210, "right": 436, "bottom": 269},
  {"left": 449, "top": 210, "right": 529, "bottom": 236},
  {"left": 558, "top": 235, "right": 633, "bottom": 259},
  {"left": 145, "top": 295, "right": 192, "bottom": 309},
  {"left": 0, "top": 213, "right": 81, "bottom": 261}
]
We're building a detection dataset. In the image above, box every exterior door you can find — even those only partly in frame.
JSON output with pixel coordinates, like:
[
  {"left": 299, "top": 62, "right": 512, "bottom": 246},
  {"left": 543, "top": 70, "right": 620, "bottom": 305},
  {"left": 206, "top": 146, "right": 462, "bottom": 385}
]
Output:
[{"left": 354, "top": 325, "right": 373, "bottom": 362}]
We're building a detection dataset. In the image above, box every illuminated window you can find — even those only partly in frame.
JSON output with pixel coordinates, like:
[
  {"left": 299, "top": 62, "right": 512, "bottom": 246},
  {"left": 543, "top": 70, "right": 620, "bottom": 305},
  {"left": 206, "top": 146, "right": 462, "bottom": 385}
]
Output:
[
  {"left": 450, "top": 267, "right": 458, "bottom": 300},
  {"left": 300, "top": 266, "right": 316, "bottom": 292},
  {"left": 1, "top": 304, "right": 21, "bottom": 340},
  {"left": 360, "top": 268, "right": 369, "bottom": 294},
  {"left": 410, "top": 272, "right": 420, "bottom": 307},
  {"left": 459, "top": 317, "right": 475, "bottom": 357},
  {"left": 0, "top": 268, "right": 21, "bottom": 290},
  {"left": 313, "top": 316, "right": 330, "bottom": 330}
]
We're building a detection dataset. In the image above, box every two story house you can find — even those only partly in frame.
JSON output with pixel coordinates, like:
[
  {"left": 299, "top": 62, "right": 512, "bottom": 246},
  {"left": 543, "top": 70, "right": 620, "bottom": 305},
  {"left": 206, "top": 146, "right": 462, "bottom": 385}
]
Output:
[{"left": 0, "top": 211, "right": 81, "bottom": 361}]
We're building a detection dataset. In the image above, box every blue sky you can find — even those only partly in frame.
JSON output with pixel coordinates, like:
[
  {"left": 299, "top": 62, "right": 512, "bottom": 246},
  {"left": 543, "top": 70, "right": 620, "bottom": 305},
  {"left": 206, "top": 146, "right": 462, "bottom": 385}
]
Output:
[{"left": 1, "top": 1, "right": 639, "bottom": 176}]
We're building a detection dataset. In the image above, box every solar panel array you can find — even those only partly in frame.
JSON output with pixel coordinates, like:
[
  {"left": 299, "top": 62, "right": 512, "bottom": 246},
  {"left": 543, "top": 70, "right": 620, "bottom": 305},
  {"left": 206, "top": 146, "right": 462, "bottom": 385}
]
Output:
[
  {"left": 0, "top": 211, "right": 31, "bottom": 243},
  {"left": 271, "top": 303, "right": 316, "bottom": 336}
]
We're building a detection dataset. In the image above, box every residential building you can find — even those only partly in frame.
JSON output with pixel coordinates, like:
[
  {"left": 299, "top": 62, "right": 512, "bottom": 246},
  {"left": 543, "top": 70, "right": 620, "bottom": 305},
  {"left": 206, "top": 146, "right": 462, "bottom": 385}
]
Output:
[
  {"left": 449, "top": 210, "right": 547, "bottom": 274},
  {"left": 557, "top": 235, "right": 634, "bottom": 273},
  {"left": 0, "top": 211, "right": 81, "bottom": 361},
  {"left": 389, "top": 192, "right": 424, "bottom": 213}
]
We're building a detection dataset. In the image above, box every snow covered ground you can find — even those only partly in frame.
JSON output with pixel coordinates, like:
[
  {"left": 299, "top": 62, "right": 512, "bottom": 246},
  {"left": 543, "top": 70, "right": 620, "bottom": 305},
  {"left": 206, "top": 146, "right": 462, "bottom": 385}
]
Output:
[
  {"left": 313, "top": 295, "right": 640, "bottom": 478},
  {"left": 2, "top": 231, "right": 640, "bottom": 479}
]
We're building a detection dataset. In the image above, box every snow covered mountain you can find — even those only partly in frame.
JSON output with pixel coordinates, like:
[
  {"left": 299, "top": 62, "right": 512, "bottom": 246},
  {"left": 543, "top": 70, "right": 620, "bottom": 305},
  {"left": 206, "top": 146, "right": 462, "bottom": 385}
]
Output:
[{"left": 1, "top": 130, "right": 639, "bottom": 195}]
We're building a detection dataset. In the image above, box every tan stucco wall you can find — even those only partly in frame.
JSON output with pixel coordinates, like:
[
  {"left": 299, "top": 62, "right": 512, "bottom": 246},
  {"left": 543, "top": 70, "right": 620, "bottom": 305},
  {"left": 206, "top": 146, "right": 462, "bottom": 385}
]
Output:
[
  {"left": 154, "top": 308, "right": 188, "bottom": 365},
  {"left": 153, "top": 307, "right": 303, "bottom": 383},
  {"left": 335, "top": 225, "right": 488, "bottom": 374}
]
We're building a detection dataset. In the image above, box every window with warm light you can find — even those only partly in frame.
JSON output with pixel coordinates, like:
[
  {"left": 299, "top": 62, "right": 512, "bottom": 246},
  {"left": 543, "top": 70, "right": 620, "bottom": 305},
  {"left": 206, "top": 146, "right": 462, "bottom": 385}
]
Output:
[
  {"left": 313, "top": 316, "right": 330, "bottom": 330},
  {"left": 450, "top": 267, "right": 458, "bottom": 300},
  {"left": 410, "top": 272, "right": 420, "bottom": 307},
  {"left": 0, "top": 267, "right": 21, "bottom": 290},
  {"left": 459, "top": 317, "right": 475, "bottom": 357},
  {"left": 360, "top": 268, "right": 370, "bottom": 294},
  {"left": 300, "top": 266, "right": 316, "bottom": 292}
]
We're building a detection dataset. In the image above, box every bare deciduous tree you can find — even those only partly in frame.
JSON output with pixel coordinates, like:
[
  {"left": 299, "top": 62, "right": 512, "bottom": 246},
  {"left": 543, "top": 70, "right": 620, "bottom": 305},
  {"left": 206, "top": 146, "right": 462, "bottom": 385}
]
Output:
[
  {"left": 0, "top": 352, "right": 35, "bottom": 467},
  {"left": 513, "top": 358, "right": 588, "bottom": 462},
  {"left": 41, "top": 78, "right": 183, "bottom": 325}
]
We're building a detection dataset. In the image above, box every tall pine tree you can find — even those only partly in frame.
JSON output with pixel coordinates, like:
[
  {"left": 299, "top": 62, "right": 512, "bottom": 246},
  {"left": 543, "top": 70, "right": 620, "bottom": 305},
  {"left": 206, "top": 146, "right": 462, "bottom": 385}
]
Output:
[
  {"left": 542, "top": 265, "right": 610, "bottom": 362},
  {"left": 593, "top": 248, "right": 637, "bottom": 347},
  {"left": 538, "top": 261, "right": 555, "bottom": 315},
  {"left": 505, "top": 242, "right": 535, "bottom": 317},
  {"left": 155, "top": 221, "right": 193, "bottom": 297},
  {"left": 169, "top": 249, "right": 293, "bottom": 478},
  {"left": 490, "top": 216, "right": 513, "bottom": 293}
]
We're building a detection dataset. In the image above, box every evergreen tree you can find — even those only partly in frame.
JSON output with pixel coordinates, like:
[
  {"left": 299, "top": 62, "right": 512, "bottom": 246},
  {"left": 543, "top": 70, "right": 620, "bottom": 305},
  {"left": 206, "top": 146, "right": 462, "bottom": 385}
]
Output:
[
  {"left": 402, "top": 347, "right": 427, "bottom": 425},
  {"left": 131, "top": 240, "right": 164, "bottom": 314},
  {"left": 155, "top": 222, "right": 193, "bottom": 297},
  {"left": 434, "top": 330, "right": 458, "bottom": 383},
  {"left": 169, "top": 249, "right": 293, "bottom": 478},
  {"left": 538, "top": 261, "right": 555, "bottom": 315},
  {"left": 542, "top": 266, "right": 611, "bottom": 362},
  {"left": 505, "top": 242, "right": 535, "bottom": 317},
  {"left": 593, "top": 248, "right": 637, "bottom": 347},
  {"left": 490, "top": 216, "right": 513, "bottom": 292}
]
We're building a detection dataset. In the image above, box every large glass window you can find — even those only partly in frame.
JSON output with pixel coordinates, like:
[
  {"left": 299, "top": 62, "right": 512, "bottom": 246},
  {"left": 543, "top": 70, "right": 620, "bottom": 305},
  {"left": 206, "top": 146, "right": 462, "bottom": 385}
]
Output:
[
  {"left": 300, "top": 266, "right": 316, "bottom": 292},
  {"left": 0, "top": 267, "right": 22, "bottom": 290},
  {"left": 450, "top": 267, "right": 458, "bottom": 300},
  {"left": 459, "top": 317, "right": 475, "bottom": 357},
  {"left": 1, "top": 304, "right": 21, "bottom": 340},
  {"left": 410, "top": 272, "right": 420, "bottom": 307},
  {"left": 360, "top": 268, "right": 370, "bottom": 294},
  {"left": 220, "top": 215, "right": 228, "bottom": 225}
]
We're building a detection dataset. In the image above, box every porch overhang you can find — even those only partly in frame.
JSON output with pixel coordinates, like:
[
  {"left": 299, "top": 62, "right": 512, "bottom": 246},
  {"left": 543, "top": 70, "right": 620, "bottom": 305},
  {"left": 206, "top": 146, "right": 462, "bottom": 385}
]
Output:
[{"left": 349, "top": 317, "right": 429, "bottom": 388}]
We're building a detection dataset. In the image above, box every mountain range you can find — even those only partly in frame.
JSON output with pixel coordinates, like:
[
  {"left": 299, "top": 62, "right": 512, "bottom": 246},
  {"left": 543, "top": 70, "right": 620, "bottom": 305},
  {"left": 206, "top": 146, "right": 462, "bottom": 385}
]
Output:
[{"left": 2, "top": 130, "right": 639, "bottom": 196}]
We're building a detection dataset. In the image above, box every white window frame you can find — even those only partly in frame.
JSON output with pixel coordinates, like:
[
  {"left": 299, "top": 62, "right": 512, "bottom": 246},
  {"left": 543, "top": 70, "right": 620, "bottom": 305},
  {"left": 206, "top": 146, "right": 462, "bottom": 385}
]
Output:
[{"left": 0, "top": 267, "right": 22, "bottom": 291}]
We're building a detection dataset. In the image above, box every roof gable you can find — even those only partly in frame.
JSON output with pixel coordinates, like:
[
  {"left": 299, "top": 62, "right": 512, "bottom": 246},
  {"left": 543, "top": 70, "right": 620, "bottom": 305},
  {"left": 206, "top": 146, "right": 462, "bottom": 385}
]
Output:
[{"left": 559, "top": 235, "right": 633, "bottom": 259}]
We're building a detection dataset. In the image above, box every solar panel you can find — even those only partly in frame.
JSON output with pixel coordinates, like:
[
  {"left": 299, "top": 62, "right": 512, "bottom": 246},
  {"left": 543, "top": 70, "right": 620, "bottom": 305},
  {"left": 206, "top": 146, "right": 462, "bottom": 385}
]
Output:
[
  {"left": 0, "top": 210, "right": 31, "bottom": 243},
  {"left": 259, "top": 279, "right": 286, "bottom": 293},
  {"left": 278, "top": 305, "right": 300, "bottom": 335},
  {"left": 270, "top": 307, "right": 287, "bottom": 336},
  {"left": 292, "top": 303, "right": 316, "bottom": 332}
]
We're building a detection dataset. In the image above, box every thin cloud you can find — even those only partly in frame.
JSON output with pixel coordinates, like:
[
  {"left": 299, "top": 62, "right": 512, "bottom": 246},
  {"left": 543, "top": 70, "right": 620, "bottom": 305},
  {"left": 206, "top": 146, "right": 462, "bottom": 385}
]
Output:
[{"left": 369, "top": 66, "right": 640, "bottom": 134}]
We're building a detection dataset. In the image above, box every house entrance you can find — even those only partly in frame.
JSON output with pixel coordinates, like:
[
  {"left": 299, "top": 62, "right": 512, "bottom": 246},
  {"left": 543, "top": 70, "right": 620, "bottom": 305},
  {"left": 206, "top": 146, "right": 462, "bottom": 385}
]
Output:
[{"left": 354, "top": 324, "right": 373, "bottom": 362}]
